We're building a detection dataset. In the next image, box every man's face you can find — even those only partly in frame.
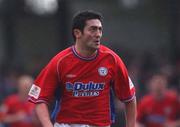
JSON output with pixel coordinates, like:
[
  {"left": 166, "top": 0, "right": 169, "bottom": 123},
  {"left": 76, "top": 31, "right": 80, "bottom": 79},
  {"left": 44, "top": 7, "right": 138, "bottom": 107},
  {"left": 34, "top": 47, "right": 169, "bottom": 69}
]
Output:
[
  {"left": 148, "top": 75, "right": 167, "bottom": 98},
  {"left": 79, "top": 19, "right": 102, "bottom": 50}
]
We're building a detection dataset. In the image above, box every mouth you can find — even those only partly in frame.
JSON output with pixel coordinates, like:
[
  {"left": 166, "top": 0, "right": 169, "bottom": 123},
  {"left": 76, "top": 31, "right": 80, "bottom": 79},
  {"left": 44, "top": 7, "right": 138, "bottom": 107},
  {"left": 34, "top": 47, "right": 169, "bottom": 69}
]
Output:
[{"left": 94, "top": 40, "right": 100, "bottom": 44}]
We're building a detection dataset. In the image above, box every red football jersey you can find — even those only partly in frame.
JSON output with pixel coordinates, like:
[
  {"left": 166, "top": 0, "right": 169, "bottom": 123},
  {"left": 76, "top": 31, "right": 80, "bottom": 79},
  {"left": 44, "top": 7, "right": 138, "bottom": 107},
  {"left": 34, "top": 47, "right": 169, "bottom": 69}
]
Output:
[
  {"left": 28, "top": 45, "right": 135, "bottom": 126},
  {"left": 2, "top": 94, "right": 38, "bottom": 127},
  {"left": 137, "top": 91, "right": 178, "bottom": 127}
]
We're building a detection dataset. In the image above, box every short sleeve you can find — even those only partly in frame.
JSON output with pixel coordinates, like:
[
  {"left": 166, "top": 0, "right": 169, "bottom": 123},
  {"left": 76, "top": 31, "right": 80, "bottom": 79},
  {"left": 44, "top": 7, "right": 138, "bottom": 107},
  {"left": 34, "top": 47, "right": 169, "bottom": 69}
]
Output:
[
  {"left": 28, "top": 58, "right": 59, "bottom": 104},
  {"left": 113, "top": 55, "right": 135, "bottom": 102}
]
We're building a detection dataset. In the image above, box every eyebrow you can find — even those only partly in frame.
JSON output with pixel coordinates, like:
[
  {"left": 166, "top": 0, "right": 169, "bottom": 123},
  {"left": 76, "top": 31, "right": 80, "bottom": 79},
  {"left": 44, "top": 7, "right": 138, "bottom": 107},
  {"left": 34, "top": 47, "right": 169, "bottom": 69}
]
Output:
[{"left": 90, "top": 26, "right": 102, "bottom": 30}]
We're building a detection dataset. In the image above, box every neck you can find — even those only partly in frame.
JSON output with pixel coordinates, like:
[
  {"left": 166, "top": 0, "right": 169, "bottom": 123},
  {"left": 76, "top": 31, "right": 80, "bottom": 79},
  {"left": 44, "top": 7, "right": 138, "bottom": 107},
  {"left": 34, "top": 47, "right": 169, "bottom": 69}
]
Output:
[{"left": 75, "top": 44, "right": 97, "bottom": 57}]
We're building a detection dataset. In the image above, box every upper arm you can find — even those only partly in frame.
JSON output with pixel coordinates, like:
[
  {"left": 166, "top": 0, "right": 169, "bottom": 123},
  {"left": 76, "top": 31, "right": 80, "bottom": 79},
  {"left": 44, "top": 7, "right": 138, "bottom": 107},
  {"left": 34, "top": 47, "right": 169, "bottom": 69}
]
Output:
[
  {"left": 28, "top": 58, "right": 59, "bottom": 104},
  {"left": 112, "top": 55, "right": 135, "bottom": 102}
]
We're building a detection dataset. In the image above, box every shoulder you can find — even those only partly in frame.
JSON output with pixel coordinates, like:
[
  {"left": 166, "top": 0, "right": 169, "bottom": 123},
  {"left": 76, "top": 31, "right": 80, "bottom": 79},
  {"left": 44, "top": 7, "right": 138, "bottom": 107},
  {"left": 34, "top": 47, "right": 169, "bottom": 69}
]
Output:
[
  {"left": 53, "top": 47, "right": 72, "bottom": 61},
  {"left": 99, "top": 45, "right": 127, "bottom": 70},
  {"left": 99, "top": 45, "right": 117, "bottom": 55},
  {"left": 5, "top": 94, "right": 18, "bottom": 100},
  {"left": 3, "top": 94, "right": 19, "bottom": 105},
  {"left": 138, "top": 95, "right": 153, "bottom": 105},
  {"left": 48, "top": 46, "right": 73, "bottom": 65},
  {"left": 99, "top": 45, "right": 122, "bottom": 61},
  {"left": 166, "top": 90, "right": 178, "bottom": 101}
]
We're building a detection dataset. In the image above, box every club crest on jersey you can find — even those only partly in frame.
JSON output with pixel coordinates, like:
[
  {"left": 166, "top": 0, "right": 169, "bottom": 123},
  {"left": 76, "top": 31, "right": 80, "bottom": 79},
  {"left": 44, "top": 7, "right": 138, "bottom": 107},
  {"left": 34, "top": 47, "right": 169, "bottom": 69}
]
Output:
[
  {"left": 66, "top": 81, "right": 105, "bottom": 97},
  {"left": 98, "top": 67, "right": 108, "bottom": 76}
]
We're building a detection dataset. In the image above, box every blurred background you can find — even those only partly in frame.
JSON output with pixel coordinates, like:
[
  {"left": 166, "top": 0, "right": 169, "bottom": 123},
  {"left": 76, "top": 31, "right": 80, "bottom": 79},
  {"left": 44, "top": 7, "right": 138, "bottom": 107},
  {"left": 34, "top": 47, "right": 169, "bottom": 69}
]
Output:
[{"left": 0, "top": 0, "right": 179, "bottom": 127}]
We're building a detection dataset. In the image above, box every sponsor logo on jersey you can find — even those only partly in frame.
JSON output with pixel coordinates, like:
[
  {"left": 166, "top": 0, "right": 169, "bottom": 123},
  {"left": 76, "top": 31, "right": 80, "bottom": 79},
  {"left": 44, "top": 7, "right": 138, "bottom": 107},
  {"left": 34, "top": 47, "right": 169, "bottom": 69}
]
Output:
[
  {"left": 28, "top": 84, "right": 41, "bottom": 99},
  {"left": 65, "top": 81, "right": 105, "bottom": 97},
  {"left": 98, "top": 67, "right": 108, "bottom": 76}
]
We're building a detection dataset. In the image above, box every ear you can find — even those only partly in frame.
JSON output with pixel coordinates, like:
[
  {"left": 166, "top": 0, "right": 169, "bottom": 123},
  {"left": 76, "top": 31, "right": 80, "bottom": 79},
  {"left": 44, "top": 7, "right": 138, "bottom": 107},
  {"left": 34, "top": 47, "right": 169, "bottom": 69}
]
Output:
[{"left": 73, "top": 29, "right": 82, "bottom": 39}]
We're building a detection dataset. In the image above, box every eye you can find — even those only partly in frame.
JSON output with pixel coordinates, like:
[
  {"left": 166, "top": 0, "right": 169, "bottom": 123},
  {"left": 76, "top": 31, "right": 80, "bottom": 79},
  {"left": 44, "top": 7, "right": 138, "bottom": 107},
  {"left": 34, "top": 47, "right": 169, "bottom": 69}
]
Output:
[
  {"left": 90, "top": 27, "right": 97, "bottom": 31},
  {"left": 98, "top": 27, "right": 103, "bottom": 32},
  {"left": 90, "top": 26, "right": 102, "bottom": 32}
]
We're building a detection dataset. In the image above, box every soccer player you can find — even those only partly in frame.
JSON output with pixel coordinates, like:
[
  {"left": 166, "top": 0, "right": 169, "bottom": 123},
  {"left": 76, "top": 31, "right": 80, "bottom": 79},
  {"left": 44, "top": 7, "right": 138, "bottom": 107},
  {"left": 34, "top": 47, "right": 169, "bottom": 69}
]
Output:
[
  {"left": 0, "top": 75, "right": 40, "bottom": 127},
  {"left": 28, "top": 10, "right": 136, "bottom": 127},
  {"left": 136, "top": 73, "right": 179, "bottom": 127}
]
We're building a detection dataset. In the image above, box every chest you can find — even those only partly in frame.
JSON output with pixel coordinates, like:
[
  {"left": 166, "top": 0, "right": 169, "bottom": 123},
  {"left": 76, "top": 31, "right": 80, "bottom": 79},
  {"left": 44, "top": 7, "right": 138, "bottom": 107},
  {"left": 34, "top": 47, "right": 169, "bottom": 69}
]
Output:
[
  {"left": 7, "top": 101, "right": 31, "bottom": 114},
  {"left": 57, "top": 58, "right": 115, "bottom": 97},
  {"left": 145, "top": 99, "right": 176, "bottom": 116},
  {"left": 58, "top": 58, "right": 114, "bottom": 84}
]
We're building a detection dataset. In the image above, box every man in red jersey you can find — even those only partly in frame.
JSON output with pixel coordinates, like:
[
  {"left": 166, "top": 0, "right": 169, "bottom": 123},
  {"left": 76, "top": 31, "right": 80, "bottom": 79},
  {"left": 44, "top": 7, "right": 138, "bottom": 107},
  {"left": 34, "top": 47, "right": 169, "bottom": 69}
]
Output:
[
  {"left": 28, "top": 10, "right": 136, "bottom": 127},
  {"left": 136, "top": 73, "right": 179, "bottom": 127},
  {"left": 0, "top": 75, "right": 40, "bottom": 127}
]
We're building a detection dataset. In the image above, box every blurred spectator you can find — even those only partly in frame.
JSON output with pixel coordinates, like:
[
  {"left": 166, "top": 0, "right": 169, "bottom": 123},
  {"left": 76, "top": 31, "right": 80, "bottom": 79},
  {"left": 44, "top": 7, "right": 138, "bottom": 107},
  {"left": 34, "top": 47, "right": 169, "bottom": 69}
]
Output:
[
  {"left": 0, "top": 75, "right": 41, "bottom": 127},
  {"left": 136, "top": 73, "right": 179, "bottom": 127}
]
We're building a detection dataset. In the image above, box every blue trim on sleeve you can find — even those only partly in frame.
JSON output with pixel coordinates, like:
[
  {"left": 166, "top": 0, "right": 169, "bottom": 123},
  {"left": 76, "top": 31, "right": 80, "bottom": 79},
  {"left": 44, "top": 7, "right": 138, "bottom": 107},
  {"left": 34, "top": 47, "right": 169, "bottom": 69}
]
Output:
[
  {"left": 51, "top": 86, "right": 61, "bottom": 122},
  {"left": 110, "top": 88, "right": 116, "bottom": 123},
  {"left": 51, "top": 99, "right": 61, "bottom": 122}
]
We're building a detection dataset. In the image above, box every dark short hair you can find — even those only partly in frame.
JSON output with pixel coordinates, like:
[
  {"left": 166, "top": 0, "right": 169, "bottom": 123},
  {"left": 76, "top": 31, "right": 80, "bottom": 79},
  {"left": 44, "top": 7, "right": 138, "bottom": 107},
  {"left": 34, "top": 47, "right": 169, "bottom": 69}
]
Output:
[{"left": 72, "top": 10, "right": 103, "bottom": 41}]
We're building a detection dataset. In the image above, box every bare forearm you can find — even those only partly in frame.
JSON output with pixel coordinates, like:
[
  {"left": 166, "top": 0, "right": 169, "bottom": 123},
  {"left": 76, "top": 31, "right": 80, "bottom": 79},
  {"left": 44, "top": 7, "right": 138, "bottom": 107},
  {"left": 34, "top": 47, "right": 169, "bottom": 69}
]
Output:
[
  {"left": 35, "top": 103, "right": 53, "bottom": 127},
  {"left": 124, "top": 97, "right": 137, "bottom": 127}
]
